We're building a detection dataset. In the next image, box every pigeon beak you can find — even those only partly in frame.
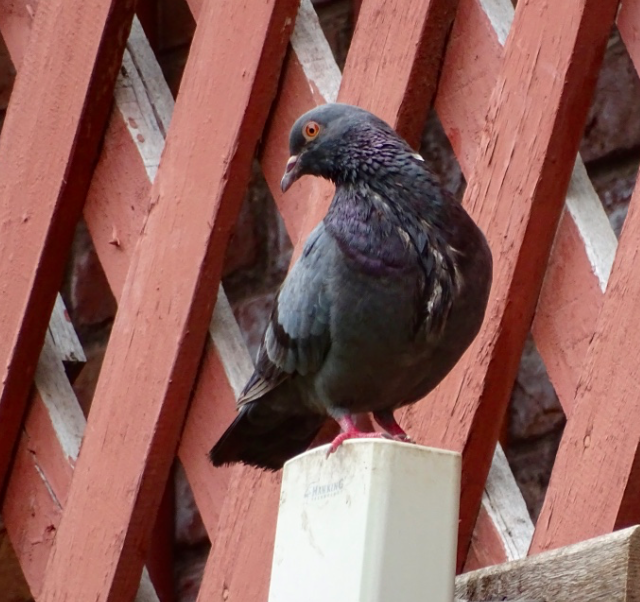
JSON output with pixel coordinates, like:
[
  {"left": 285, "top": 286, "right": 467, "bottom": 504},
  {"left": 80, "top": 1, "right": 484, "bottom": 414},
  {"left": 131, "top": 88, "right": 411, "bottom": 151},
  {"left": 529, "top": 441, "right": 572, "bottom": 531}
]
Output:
[{"left": 281, "top": 154, "right": 300, "bottom": 193}]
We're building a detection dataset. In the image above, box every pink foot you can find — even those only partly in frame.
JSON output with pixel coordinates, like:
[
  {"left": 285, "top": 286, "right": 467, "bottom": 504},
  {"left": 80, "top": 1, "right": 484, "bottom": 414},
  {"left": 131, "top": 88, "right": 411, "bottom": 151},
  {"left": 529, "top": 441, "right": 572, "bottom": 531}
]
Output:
[
  {"left": 373, "top": 411, "right": 415, "bottom": 443},
  {"left": 326, "top": 415, "right": 390, "bottom": 456}
]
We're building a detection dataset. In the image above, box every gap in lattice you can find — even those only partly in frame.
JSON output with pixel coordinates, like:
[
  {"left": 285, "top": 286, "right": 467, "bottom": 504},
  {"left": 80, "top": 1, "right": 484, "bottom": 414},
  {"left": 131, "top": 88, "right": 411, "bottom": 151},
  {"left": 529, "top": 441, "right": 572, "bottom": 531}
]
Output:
[
  {"left": 61, "top": 219, "right": 117, "bottom": 417},
  {"left": 0, "top": 33, "right": 15, "bottom": 135},
  {"left": 315, "top": 0, "right": 355, "bottom": 70},
  {"left": 223, "top": 160, "right": 293, "bottom": 362},
  {"left": 582, "top": 25, "right": 640, "bottom": 237},
  {"left": 174, "top": 461, "right": 211, "bottom": 601},
  {"left": 153, "top": 0, "right": 196, "bottom": 98},
  {"left": 505, "top": 334, "right": 565, "bottom": 522},
  {"left": 419, "top": 108, "right": 466, "bottom": 200}
]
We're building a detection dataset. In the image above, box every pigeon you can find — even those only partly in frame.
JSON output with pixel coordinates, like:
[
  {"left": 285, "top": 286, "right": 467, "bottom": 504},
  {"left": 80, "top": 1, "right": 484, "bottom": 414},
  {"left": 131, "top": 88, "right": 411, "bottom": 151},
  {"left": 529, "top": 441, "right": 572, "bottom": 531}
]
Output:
[{"left": 210, "top": 103, "right": 492, "bottom": 470}]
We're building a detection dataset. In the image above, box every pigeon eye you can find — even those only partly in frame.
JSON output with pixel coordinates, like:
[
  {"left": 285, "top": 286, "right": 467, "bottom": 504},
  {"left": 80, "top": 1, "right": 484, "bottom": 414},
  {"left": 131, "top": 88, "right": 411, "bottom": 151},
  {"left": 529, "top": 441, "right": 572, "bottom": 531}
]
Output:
[{"left": 303, "top": 121, "right": 321, "bottom": 140}]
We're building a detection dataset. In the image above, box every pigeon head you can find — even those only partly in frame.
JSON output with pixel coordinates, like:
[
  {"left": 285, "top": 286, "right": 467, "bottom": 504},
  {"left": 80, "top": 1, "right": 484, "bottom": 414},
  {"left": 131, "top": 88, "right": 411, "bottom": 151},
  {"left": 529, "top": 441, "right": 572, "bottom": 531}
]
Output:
[{"left": 281, "top": 103, "right": 410, "bottom": 192}]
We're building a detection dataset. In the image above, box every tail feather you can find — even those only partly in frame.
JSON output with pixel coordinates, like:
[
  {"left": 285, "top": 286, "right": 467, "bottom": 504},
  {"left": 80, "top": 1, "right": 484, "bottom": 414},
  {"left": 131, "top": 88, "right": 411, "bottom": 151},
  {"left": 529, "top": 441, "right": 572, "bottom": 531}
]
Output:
[{"left": 209, "top": 402, "right": 326, "bottom": 470}]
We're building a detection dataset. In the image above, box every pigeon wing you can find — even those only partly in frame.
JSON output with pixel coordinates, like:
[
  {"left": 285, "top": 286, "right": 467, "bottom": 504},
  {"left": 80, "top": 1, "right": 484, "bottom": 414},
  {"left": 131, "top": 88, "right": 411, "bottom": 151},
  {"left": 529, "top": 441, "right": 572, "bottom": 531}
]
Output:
[{"left": 238, "top": 223, "right": 332, "bottom": 405}]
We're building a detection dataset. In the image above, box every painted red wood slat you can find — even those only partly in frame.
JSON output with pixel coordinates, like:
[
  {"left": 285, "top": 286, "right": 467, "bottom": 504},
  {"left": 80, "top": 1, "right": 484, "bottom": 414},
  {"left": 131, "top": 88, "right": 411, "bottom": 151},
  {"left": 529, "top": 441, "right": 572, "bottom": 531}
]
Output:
[
  {"left": 619, "top": 0, "right": 640, "bottom": 74},
  {"left": 0, "top": 1, "right": 250, "bottom": 542},
  {"left": 529, "top": 0, "right": 640, "bottom": 553},
  {"left": 531, "top": 210, "right": 604, "bottom": 410},
  {"left": 399, "top": 0, "right": 619, "bottom": 568},
  {"left": 83, "top": 114, "right": 239, "bottom": 535},
  {"left": 433, "top": 0, "right": 507, "bottom": 177},
  {"left": 339, "top": 0, "right": 458, "bottom": 147},
  {"left": 463, "top": 505, "right": 508, "bottom": 571},
  {"left": 0, "top": 16, "right": 175, "bottom": 600},
  {"left": 435, "top": 0, "right": 609, "bottom": 420},
  {"left": 36, "top": 0, "right": 298, "bottom": 599},
  {"left": 0, "top": 0, "right": 136, "bottom": 492},
  {"left": 530, "top": 174, "right": 640, "bottom": 552},
  {"left": 3, "top": 357, "right": 171, "bottom": 600},
  {"left": 0, "top": 1, "right": 34, "bottom": 71},
  {"left": 3, "top": 433, "right": 62, "bottom": 599},
  {"left": 196, "top": 0, "right": 468, "bottom": 598},
  {"left": 82, "top": 114, "right": 154, "bottom": 298},
  {"left": 430, "top": 0, "right": 616, "bottom": 561}
]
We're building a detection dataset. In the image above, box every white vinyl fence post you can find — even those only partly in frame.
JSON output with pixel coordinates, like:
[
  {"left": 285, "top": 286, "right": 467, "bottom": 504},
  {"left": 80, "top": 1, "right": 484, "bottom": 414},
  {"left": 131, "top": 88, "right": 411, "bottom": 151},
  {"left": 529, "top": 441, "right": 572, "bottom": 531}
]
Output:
[{"left": 268, "top": 439, "right": 461, "bottom": 602}]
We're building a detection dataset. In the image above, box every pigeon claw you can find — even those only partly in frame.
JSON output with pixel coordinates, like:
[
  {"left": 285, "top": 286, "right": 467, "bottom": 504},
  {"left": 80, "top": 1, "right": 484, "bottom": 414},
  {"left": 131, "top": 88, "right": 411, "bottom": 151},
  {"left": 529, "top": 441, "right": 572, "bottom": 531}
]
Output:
[
  {"left": 326, "top": 430, "right": 390, "bottom": 457},
  {"left": 326, "top": 414, "right": 392, "bottom": 457}
]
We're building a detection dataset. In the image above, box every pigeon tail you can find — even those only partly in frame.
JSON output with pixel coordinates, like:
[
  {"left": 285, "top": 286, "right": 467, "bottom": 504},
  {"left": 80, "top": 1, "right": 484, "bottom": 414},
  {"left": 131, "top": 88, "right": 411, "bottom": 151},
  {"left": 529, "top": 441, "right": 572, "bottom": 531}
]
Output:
[{"left": 209, "top": 401, "right": 325, "bottom": 471}]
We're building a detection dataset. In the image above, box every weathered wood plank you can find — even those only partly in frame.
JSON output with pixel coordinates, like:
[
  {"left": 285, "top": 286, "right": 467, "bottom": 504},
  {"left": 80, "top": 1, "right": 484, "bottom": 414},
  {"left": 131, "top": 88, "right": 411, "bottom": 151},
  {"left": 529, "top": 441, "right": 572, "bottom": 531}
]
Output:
[
  {"left": 531, "top": 170, "right": 640, "bottom": 552},
  {"left": 402, "top": 0, "right": 618, "bottom": 568},
  {"left": 0, "top": 0, "right": 136, "bottom": 492},
  {"left": 36, "top": 0, "right": 298, "bottom": 599},
  {"left": 457, "top": 526, "right": 640, "bottom": 602}
]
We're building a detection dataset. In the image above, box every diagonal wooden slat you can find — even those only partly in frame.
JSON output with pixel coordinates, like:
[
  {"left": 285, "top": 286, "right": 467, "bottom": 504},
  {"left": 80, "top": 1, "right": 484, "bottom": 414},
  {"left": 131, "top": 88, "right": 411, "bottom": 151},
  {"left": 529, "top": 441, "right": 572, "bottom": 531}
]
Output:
[
  {"left": 530, "top": 0, "right": 640, "bottom": 552},
  {"left": 2, "top": 330, "right": 160, "bottom": 601},
  {"left": 0, "top": 0, "right": 136, "bottom": 492},
  {"left": 87, "top": 17, "right": 250, "bottom": 535},
  {"left": 35, "top": 0, "right": 298, "bottom": 599},
  {"left": 530, "top": 174, "right": 640, "bottom": 550},
  {"left": 0, "top": 3, "right": 249, "bottom": 555},
  {"left": 400, "top": 0, "right": 619, "bottom": 568},
  {"left": 436, "top": 0, "right": 617, "bottom": 419}
]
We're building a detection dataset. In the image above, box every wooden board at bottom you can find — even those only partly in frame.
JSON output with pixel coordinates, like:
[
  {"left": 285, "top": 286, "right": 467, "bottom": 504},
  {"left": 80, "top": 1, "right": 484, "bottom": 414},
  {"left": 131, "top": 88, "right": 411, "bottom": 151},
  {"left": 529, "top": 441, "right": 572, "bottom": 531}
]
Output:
[{"left": 455, "top": 526, "right": 640, "bottom": 602}]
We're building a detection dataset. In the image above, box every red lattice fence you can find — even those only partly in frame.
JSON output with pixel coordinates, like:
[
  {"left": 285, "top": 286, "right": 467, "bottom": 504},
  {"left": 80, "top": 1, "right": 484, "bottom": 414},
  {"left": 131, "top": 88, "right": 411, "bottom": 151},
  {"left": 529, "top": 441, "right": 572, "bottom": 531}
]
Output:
[{"left": 0, "top": 0, "right": 637, "bottom": 599}]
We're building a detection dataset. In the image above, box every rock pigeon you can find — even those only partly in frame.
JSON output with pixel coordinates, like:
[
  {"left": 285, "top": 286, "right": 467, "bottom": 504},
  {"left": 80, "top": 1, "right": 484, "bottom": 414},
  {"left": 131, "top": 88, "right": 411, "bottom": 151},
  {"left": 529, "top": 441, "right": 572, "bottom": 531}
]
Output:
[{"left": 210, "top": 103, "right": 492, "bottom": 470}]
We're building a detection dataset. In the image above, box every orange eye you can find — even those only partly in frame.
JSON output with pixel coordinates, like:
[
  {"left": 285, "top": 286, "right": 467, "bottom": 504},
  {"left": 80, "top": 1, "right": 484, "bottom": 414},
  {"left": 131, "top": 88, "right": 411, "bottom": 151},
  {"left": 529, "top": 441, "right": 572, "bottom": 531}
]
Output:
[{"left": 303, "top": 121, "right": 321, "bottom": 140}]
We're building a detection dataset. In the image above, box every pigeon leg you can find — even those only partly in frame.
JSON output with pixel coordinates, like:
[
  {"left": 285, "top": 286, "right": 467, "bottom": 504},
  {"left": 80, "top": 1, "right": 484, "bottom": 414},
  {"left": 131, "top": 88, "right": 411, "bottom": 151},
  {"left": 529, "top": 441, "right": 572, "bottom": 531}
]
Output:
[
  {"left": 372, "top": 410, "right": 415, "bottom": 443},
  {"left": 327, "top": 414, "right": 390, "bottom": 456}
]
